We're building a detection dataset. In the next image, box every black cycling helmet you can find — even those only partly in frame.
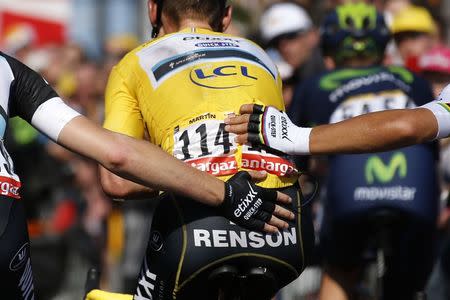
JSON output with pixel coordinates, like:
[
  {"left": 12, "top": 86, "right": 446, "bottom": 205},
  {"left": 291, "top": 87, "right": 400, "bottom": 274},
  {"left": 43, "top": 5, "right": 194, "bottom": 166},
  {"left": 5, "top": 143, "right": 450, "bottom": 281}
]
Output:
[
  {"left": 321, "top": 3, "right": 391, "bottom": 64},
  {"left": 152, "top": 0, "right": 232, "bottom": 38}
]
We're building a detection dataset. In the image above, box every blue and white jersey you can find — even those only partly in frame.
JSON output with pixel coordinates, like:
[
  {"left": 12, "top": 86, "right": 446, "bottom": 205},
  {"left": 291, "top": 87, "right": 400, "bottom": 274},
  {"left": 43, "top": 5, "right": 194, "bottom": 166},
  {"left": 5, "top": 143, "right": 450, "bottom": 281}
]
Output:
[{"left": 0, "top": 52, "right": 79, "bottom": 198}]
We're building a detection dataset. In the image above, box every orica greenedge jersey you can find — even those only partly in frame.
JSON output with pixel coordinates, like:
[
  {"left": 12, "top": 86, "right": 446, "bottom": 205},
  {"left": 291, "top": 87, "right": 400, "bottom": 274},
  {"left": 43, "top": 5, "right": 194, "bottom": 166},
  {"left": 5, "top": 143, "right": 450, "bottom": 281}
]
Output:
[{"left": 289, "top": 66, "right": 439, "bottom": 223}]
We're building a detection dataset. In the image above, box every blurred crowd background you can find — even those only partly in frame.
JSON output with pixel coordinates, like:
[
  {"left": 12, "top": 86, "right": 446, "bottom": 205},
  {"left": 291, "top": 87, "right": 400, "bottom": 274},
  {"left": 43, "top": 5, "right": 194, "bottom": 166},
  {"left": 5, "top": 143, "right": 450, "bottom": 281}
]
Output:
[{"left": 1, "top": 0, "right": 450, "bottom": 299}]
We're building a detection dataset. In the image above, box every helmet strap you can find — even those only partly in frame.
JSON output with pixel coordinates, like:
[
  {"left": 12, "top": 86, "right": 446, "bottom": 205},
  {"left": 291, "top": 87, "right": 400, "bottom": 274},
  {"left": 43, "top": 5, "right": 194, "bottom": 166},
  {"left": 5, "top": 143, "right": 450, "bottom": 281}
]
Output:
[{"left": 152, "top": 0, "right": 164, "bottom": 39}]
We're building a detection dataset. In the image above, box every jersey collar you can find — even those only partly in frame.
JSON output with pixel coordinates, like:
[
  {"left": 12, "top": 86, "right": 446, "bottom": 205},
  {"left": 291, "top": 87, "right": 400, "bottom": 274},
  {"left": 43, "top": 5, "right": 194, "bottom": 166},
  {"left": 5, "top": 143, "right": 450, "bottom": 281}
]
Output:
[{"left": 179, "top": 27, "right": 218, "bottom": 35}]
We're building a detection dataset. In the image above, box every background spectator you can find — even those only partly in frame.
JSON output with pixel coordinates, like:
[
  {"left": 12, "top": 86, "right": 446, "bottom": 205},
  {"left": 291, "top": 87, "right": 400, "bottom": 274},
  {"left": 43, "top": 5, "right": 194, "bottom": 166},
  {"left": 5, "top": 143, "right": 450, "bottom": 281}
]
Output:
[
  {"left": 259, "top": 1, "right": 325, "bottom": 107},
  {"left": 390, "top": 5, "right": 439, "bottom": 70}
]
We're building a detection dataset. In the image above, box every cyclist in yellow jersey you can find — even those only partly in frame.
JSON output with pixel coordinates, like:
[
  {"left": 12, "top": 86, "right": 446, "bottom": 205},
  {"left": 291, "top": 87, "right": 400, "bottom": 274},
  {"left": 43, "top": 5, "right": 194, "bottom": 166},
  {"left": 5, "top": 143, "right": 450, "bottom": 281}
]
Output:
[
  {"left": 99, "top": 1, "right": 314, "bottom": 299},
  {"left": 102, "top": 26, "right": 295, "bottom": 189}
]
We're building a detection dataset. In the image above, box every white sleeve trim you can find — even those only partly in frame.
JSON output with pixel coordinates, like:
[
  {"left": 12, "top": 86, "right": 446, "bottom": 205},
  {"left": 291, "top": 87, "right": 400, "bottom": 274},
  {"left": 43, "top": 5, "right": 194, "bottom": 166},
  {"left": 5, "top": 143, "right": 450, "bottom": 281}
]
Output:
[
  {"left": 421, "top": 101, "right": 450, "bottom": 139},
  {"left": 31, "top": 97, "right": 81, "bottom": 141}
]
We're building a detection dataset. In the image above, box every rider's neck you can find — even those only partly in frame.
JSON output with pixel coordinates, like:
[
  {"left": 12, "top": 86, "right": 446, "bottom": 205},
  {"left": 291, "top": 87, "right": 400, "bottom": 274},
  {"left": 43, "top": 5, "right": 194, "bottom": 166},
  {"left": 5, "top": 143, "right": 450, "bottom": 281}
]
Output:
[{"left": 162, "top": 17, "right": 214, "bottom": 34}]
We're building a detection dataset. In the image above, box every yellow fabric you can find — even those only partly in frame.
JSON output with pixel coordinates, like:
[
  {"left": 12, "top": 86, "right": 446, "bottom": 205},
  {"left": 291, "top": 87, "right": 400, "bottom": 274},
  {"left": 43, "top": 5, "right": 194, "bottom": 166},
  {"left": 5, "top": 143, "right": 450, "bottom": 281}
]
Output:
[
  {"left": 391, "top": 5, "right": 437, "bottom": 34},
  {"left": 104, "top": 28, "right": 297, "bottom": 188},
  {"left": 85, "top": 290, "right": 132, "bottom": 300},
  {"left": 106, "top": 208, "right": 124, "bottom": 260}
]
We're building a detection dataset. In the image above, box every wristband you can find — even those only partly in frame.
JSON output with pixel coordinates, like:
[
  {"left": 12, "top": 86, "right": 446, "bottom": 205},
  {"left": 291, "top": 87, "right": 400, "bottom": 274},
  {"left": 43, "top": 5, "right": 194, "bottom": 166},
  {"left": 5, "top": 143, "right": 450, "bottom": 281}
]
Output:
[{"left": 421, "top": 101, "right": 450, "bottom": 139}]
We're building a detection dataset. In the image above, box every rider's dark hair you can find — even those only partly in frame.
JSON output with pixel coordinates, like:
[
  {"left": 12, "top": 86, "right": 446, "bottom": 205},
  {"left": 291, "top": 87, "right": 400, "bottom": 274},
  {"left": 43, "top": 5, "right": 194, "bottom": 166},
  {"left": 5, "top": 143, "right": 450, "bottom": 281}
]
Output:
[{"left": 161, "top": 0, "right": 228, "bottom": 32}]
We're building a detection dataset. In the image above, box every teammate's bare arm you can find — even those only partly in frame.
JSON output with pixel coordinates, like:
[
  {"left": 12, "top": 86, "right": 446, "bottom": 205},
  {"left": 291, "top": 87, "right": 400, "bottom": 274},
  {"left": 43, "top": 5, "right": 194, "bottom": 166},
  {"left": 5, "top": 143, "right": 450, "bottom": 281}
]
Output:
[
  {"left": 309, "top": 108, "right": 437, "bottom": 154},
  {"left": 57, "top": 116, "right": 295, "bottom": 232},
  {"left": 225, "top": 104, "right": 438, "bottom": 155}
]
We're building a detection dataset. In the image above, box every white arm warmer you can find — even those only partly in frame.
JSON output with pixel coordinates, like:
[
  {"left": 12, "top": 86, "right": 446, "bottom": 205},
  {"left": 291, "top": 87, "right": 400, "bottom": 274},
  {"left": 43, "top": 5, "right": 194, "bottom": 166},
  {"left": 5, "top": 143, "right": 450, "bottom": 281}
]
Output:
[{"left": 31, "top": 97, "right": 81, "bottom": 141}]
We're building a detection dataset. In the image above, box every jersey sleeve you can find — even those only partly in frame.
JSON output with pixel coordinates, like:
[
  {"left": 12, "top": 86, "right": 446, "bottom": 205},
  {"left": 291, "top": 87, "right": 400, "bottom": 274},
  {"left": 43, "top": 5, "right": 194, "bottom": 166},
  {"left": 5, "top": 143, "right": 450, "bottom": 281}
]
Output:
[
  {"left": 103, "top": 64, "right": 145, "bottom": 139},
  {"left": 1, "top": 53, "right": 80, "bottom": 141},
  {"left": 3, "top": 53, "right": 59, "bottom": 122}
]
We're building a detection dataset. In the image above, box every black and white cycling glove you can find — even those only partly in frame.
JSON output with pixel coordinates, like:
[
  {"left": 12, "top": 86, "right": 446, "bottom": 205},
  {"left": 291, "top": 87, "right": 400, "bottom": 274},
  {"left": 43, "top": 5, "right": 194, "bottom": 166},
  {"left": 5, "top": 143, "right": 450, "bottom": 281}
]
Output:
[
  {"left": 219, "top": 171, "right": 277, "bottom": 232},
  {"left": 247, "top": 105, "right": 311, "bottom": 155}
]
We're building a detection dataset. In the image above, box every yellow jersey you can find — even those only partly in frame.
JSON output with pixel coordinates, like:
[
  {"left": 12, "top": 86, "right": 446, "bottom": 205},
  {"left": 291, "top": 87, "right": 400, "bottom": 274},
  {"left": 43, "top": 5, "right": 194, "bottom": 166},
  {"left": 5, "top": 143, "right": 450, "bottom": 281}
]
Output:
[{"left": 104, "top": 28, "right": 297, "bottom": 188}]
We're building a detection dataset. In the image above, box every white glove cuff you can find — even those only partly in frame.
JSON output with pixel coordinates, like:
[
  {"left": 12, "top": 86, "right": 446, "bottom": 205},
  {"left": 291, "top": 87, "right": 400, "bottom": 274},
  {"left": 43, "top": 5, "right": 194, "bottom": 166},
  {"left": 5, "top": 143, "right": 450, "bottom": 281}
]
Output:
[
  {"left": 421, "top": 101, "right": 450, "bottom": 139},
  {"left": 262, "top": 106, "right": 312, "bottom": 155},
  {"left": 290, "top": 126, "right": 312, "bottom": 155}
]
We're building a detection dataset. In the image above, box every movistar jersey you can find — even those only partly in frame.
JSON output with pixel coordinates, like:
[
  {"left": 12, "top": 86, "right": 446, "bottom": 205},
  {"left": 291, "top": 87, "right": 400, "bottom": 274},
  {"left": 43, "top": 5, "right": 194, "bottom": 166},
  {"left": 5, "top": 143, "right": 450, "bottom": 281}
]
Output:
[
  {"left": 104, "top": 28, "right": 297, "bottom": 188},
  {"left": 290, "top": 65, "right": 434, "bottom": 124},
  {"left": 290, "top": 66, "right": 439, "bottom": 222}
]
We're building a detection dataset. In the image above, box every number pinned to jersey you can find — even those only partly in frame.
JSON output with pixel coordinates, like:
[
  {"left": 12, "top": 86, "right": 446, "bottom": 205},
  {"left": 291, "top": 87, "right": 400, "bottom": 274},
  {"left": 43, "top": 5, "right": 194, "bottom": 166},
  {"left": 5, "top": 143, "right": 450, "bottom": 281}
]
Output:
[{"left": 173, "top": 119, "right": 238, "bottom": 177}]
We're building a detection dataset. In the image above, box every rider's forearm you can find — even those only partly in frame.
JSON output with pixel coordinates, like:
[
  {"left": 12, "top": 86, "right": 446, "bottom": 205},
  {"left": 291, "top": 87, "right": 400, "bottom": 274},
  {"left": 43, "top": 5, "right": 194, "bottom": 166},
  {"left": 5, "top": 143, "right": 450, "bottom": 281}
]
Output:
[
  {"left": 110, "top": 134, "right": 224, "bottom": 205},
  {"left": 309, "top": 108, "right": 438, "bottom": 155},
  {"left": 58, "top": 116, "right": 225, "bottom": 206}
]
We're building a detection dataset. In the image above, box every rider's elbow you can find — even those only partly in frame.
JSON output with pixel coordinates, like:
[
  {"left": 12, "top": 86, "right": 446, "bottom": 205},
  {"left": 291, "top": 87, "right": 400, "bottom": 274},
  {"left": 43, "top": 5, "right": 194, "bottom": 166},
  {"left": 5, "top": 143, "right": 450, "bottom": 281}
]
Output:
[
  {"left": 104, "top": 144, "right": 129, "bottom": 173},
  {"left": 99, "top": 154, "right": 131, "bottom": 199},
  {"left": 100, "top": 177, "right": 131, "bottom": 199},
  {"left": 101, "top": 133, "right": 135, "bottom": 178}
]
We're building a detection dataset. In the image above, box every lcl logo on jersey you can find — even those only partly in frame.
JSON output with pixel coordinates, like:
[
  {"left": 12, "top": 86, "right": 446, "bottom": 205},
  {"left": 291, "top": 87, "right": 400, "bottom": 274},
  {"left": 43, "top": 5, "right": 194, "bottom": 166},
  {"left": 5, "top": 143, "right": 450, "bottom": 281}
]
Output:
[{"left": 190, "top": 65, "right": 258, "bottom": 89}]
